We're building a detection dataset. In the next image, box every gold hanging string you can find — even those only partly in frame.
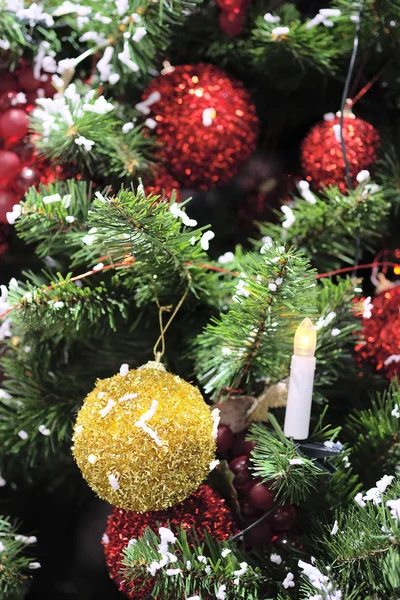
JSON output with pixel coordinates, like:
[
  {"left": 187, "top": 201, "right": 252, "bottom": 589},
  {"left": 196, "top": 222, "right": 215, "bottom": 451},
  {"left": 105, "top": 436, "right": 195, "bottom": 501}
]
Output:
[{"left": 153, "top": 280, "right": 190, "bottom": 362}]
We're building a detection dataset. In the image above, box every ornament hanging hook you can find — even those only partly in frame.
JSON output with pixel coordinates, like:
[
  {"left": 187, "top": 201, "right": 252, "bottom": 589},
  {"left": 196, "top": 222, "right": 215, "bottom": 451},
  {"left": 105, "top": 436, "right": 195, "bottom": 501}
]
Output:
[{"left": 153, "top": 276, "right": 191, "bottom": 362}]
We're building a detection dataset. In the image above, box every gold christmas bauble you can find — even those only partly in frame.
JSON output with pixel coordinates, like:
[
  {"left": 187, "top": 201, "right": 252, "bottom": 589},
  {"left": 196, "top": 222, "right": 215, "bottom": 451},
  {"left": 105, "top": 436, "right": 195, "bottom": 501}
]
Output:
[{"left": 72, "top": 362, "right": 216, "bottom": 512}]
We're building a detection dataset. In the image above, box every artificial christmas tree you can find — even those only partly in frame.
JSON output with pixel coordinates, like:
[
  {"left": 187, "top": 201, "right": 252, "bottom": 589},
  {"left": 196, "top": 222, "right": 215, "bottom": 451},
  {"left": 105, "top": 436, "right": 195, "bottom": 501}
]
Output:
[{"left": 0, "top": 2, "right": 400, "bottom": 600}]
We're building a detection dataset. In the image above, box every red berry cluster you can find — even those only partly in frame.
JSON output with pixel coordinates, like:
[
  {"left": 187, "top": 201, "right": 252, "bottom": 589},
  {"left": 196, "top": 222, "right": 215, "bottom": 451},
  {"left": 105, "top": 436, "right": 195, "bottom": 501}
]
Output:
[
  {"left": 216, "top": 0, "right": 251, "bottom": 37},
  {"left": 0, "top": 66, "right": 60, "bottom": 223},
  {"left": 216, "top": 424, "right": 297, "bottom": 547}
]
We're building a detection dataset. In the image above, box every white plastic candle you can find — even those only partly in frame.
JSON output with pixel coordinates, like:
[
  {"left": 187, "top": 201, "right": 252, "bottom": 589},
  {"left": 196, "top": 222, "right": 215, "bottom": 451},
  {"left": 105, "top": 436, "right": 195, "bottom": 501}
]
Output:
[{"left": 284, "top": 318, "right": 316, "bottom": 440}]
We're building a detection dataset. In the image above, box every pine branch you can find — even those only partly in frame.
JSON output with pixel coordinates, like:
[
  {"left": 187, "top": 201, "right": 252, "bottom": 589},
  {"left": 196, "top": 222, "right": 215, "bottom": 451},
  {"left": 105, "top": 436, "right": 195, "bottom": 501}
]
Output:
[
  {"left": 344, "top": 381, "right": 400, "bottom": 488},
  {"left": 248, "top": 416, "right": 328, "bottom": 505},
  {"left": 15, "top": 179, "right": 93, "bottom": 259},
  {"left": 250, "top": 4, "right": 351, "bottom": 77},
  {"left": 121, "top": 527, "right": 270, "bottom": 600},
  {"left": 314, "top": 477, "right": 400, "bottom": 597},
  {"left": 52, "top": 0, "right": 203, "bottom": 86},
  {"left": 8, "top": 273, "right": 131, "bottom": 341},
  {"left": 194, "top": 246, "right": 317, "bottom": 397},
  {"left": 30, "top": 86, "right": 152, "bottom": 178},
  {"left": 314, "top": 278, "right": 361, "bottom": 391},
  {"left": 258, "top": 177, "right": 389, "bottom": 273},
  {"left": 0, "top": 517, "right": 37, "bottom": 600}
]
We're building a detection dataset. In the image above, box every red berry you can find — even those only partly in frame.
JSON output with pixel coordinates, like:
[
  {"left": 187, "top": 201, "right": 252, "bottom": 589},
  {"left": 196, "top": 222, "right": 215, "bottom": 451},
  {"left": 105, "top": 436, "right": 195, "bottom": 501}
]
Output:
[
  {"left": 229, "top": 455, "right": 252, "bottom": 488},
  {"left": 248, "top": 483, "right": 274, "bottom": 511},
  {"left": 243, "top": 440, "right": 256, "bottom": 456},
  {"left": 219, "top": 9, "right": 246, "bottom": 36},
  {"left": 0, "top": 190, "right": 18, "bottom": 223},
  {"left": 241, "top": 501, "right": 261, "bottom": 518},
  {"left": 13, "top": 166, "right": 40, "bottom": 195},
  {"left": 18, "top": 69, "right": 41, "bottom": 92},
  {"left": 244, "top": 519, "right": 272, "bottom": 547},
  {"left": 236, "top": 479, "right": 255, "bottom": 498},
  {"left": 0, "top": 109, "right": 29, "bottom": 141},
  {"left": 271, "top": 504, "right": 296, "bottom": 532},
  {"left": 0, "top": 91, "right": 25, "bottom": 112},
  {"left": 0, "top": 150, "right": 21, "bottom": 182},
  {"left": 216, "top": 0, "right": 243, "bottom": 11},
  {"left": 232, "top": 431, "right": 245, "bottom": 456},
  {"left": 0, "top": 74, "right": 18, "bottom": 94},
  {"left": 216, "top": 424, "right": 234, "bottom": 453}
]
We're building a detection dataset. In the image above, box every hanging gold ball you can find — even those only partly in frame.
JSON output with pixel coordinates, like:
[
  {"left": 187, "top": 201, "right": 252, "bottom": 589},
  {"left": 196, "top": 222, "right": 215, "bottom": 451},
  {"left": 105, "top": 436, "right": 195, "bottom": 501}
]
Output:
[{"left": 72, "top": 363, "right": 216, "bottom": 512}]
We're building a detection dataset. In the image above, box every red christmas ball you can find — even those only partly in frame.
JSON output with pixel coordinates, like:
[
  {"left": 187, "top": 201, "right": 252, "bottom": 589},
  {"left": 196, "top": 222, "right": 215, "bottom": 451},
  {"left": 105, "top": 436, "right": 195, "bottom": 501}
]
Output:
[
  {"left": 0, "top": 109, "right": 29, "bottom": 141},
  {"left": 0, "top": 150, "right": 21, "bottom": 182},
  {"left": 0, "top": 190, "right": 18, "bottom": 223},
  {"left": 219, "top": 9, "right": 246, "bottom": 36},
  {"left": 216, "top": 424, "right": 234, "bottom": 453},
  {"left": 270, "top": 503, "right": 296, "bottom": 532},
  {"left": 229, "top": 455, "right": 252, "bottom": 488},
  {"left": 301, "top": 114, "right": 380, "bottom": 192},
  {"left": 18, "top": 68, "right": 41, "bottom": 92},
  {"left": 103, "top": 484, "right": 238, "bottom": 599},
  {"left": 13, "top": 166, "right": 41, "bottom": 195},
  {"left": 248, "top": 482, "right": 274, "bottom": 511},
  {"left": 216, "top": 0, "right": 244, "bottom": 11},
  {"left": 141, "top": 64, "right": 258, "bottom": 190},
  {"left": 355, "top": 287, "right": 400, "bottom": 379}
]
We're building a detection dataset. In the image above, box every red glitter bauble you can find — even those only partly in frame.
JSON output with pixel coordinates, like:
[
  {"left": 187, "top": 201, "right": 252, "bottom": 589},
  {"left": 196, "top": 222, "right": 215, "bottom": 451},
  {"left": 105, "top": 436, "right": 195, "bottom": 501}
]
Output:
[
  {"left": 219, "top": 9, "right": 246, "bottom": 36},
  {"left": 143, "top": 167, "right": 181, "bottom": 202},
  {"left": 0, "top": 108, "right": 29, "bottom": 141},
  {"left": 301, "top": 114, "right": 380, "bottom": 192},
  {"left": 141, "top": 64, "right": 258, "bottom": 190},
  {"left": 103, "top": 484, "right": 238, "bottom": 599},
  {"left": 355, "top": 287, "right": 400, "bottom": 379},
  {"left": 216, "top": 0, "right": 244, "bottom": 10}
]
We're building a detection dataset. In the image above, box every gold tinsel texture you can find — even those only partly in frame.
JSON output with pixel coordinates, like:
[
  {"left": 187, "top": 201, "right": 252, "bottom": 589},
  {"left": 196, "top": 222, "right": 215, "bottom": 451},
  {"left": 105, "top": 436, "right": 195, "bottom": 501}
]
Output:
[{"left": 72, "top": 363, "right": 216, "bottom": 512}]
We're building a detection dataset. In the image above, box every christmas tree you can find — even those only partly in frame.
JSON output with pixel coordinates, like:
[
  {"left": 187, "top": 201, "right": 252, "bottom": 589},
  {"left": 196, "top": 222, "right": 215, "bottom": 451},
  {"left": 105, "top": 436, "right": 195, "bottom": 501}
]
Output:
[{"left": 1, "top": 1, "right": 400, "bottom": 599}]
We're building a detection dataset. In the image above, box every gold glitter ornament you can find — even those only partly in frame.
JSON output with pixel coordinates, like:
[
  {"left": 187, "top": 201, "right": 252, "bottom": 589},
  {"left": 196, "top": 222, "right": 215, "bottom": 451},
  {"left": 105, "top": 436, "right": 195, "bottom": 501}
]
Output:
[{"left": 72, "top": 362, "right": 216, "bottom": 512}]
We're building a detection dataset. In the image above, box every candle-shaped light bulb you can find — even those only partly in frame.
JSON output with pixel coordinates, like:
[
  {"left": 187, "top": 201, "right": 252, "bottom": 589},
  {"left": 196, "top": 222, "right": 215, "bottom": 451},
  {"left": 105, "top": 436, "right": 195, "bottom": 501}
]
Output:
[
  {"left": 284, "top": 318, "right": 317, "bottom": 440},
  {"left": 294, "top": 318, "right": 316, "bottom": 357}
]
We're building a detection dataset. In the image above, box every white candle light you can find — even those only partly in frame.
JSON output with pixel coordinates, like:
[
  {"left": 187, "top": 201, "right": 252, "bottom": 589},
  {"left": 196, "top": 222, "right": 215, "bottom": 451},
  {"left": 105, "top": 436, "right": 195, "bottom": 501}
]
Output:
[{"left": 284, "top": 317, "right": 316, "bottom": 440}]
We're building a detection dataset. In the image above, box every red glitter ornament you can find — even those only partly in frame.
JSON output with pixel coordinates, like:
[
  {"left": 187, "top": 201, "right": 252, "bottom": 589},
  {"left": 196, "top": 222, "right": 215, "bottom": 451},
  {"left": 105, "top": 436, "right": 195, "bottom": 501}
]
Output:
[
  {"left": 355, "top": 287, "right": 400, "bottom": 379},
  {"left": 143, "top": 166, "right": 181, "bottom": 202},
  {"left": 219, "top": 9, "right": 246, "bottom": 36},
  {"left": 103, "top": 484, "right": 238, "bottom": 599},
  {"left": 141, "top": 64, "right": 258, "bottom": 190},
  {"left": 301, "top": 113, "right": 380, "bottom": 192},
  {"left": 216, "top": 0, "right": 244, "bottom": 10}
]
